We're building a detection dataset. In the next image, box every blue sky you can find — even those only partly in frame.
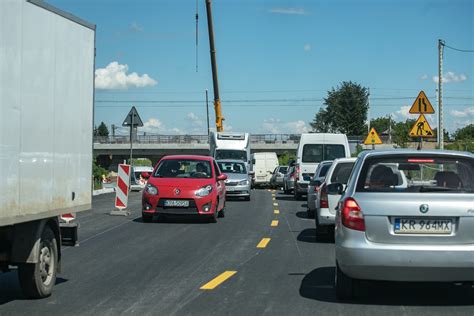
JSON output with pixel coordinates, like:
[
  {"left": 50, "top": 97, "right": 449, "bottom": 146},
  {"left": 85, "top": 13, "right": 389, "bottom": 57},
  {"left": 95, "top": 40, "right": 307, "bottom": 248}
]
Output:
[{"left": 49, "top": 0, "right": 473, "bottom": 135}]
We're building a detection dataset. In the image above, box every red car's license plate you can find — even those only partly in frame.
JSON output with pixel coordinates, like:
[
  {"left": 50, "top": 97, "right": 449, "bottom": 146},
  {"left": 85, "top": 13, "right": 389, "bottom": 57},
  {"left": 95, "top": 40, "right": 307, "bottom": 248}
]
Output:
[{"left": 164, "top": 200, "right": 189, "bottom": 207}]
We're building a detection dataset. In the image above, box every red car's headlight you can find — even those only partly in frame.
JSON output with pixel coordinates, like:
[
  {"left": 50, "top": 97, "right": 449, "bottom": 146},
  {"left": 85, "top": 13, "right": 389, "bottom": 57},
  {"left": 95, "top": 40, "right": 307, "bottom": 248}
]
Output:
[{"left": 145, "top": 183, "right": 158, "bottom": 195}]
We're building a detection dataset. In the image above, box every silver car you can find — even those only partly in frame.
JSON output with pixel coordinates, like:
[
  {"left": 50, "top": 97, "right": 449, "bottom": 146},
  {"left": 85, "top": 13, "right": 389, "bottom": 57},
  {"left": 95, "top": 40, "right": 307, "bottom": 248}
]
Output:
[
  {"left": 315, "top": 158, "right": 356, "bottom": 238},
  {"left": 217, "top": 160, "right": 252, "bottom": 201},
  {"left": 270, "top": 165, "right": 288, "bottom": 189},
  {"left": 307, "top": 160, "right": 333, "bottom": 218},
  {"left": 283, "top": 166, "right": 296, "bottom": 194},
  {"left": 332, "top": 150, "right": 474, "bottom": 300}
]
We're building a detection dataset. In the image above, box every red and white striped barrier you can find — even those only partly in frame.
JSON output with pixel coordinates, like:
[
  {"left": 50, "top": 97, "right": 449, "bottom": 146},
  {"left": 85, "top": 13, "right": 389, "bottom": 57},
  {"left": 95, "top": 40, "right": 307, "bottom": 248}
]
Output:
[{"left": 115, "top": 164, "right": 130, "bottom": 209}]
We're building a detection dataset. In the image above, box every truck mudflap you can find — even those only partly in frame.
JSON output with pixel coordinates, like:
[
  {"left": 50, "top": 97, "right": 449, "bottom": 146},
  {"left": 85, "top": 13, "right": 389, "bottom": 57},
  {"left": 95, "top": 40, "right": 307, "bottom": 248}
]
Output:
[
  {"left": 59, "top": 213, "right": 79, "bottom": 247},
  {"left": 59, "top": 222, "right": 78, "bottom": 247}
]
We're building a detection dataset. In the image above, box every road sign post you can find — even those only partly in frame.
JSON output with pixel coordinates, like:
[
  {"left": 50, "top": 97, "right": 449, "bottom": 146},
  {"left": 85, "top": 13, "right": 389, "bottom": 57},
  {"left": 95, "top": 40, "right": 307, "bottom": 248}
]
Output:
[
  {"left": 408, "top": 92, "right": 436, "bottom": 149},
  {"left": 122, "top": 106, "right": 144, "bottom": 165}
]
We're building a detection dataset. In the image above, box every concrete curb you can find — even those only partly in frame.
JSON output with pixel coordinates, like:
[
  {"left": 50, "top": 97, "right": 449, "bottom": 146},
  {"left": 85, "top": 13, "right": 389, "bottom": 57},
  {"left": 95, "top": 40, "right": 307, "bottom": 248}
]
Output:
[{"left": 93, "top": 187, "right": 115, "bottom": 196}]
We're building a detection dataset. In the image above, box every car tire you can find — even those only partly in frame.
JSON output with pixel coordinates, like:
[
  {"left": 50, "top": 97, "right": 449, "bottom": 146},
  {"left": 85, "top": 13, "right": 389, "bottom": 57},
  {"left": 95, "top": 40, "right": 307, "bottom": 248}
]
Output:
[
  {"left": 294, "top": 190, "right": 302, "bottom": 200},
  {"left": 18, "top": 226, "right": 58, "bottom": 299},
  {"left": 142, "top": 213, "right": 153, "bottom": 223},
  {"left": 314, "top": 216, "right": 327, "bottom": 240},
  {"left": 335, "top": 262, "right": 355, "bottom": 301},
  {"left": 245, "top": 196, "right": 251, "bottom": 201},
  {"left": 307, "top": 208, "right": 314, "bottom": 218},
  {"left": 209, "top": 203, "right": 218, "bottom": 223},
  {"left": 218, "top": 203, "right": 225, "bottom": 218}
]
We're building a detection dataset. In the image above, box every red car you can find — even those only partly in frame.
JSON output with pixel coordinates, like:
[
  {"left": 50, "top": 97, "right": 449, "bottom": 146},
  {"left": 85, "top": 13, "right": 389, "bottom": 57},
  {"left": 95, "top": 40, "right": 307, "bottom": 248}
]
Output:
[{"left": 142, "top": 155, "right": 227, "bottom": 223}]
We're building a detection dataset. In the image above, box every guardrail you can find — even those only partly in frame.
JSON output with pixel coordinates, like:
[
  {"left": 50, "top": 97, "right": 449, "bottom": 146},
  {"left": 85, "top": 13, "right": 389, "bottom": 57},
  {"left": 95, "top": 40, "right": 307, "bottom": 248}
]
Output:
[{"left": 94, "top": 134, "right": 307, "bottom": 144}]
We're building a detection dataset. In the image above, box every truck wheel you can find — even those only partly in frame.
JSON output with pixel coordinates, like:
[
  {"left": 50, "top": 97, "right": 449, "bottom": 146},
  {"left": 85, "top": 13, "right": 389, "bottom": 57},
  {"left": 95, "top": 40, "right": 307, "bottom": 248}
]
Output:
[{"left": 18, "top": 226, "right": 58, "bottom": 299}]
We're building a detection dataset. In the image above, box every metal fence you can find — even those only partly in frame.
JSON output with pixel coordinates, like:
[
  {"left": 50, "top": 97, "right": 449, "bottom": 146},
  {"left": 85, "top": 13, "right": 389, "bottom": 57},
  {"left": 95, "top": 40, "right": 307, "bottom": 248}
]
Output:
[{"left": 94, "top": 134, "right": 306, "bottom": 144}]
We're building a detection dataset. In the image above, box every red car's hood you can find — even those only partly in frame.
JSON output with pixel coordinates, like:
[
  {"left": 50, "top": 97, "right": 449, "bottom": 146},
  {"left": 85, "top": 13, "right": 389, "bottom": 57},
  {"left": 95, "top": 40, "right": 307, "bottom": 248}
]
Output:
[{"left": 148, "top": 177, "right": 214, "bottom": 190}]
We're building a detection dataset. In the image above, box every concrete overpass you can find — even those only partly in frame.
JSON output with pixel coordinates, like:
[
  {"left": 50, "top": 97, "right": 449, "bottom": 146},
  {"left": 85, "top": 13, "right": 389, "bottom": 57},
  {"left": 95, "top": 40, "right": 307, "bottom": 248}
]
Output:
[{"left": 93, "top": 134, "right": 365, "bottom": 169}]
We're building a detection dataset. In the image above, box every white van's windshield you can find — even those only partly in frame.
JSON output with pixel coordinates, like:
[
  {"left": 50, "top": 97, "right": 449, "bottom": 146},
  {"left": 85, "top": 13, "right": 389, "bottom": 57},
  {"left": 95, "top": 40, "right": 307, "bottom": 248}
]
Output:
[{"left": 302, "top": 144, "right": 346, "bottom": 163}]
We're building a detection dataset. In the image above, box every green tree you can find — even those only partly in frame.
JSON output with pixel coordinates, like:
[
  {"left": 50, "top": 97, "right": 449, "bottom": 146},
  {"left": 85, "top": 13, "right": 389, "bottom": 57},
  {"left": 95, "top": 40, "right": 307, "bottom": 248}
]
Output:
[
  {"left": 95, "top": 121, "right": 109, "bottom": 137},
  {"left": 129, "top": 158, "right": 153, "bottom": 166},
  {"left": 393, "top": 119, "right": 416, "bottom": 148},
  {"left": 92, "top": 157, "right": 108, "bottom": 189},
  {"left": 310, "top": 81, "right": 369, "bottom": 135},
  {"left": 278, "top": 151, "right": 296, "bottom": 165},
  {"left": 446, "top": 124, "right": 474, "bottom": 152},
  {"left": 369, "top": 116, "right": 392, "bottom": 135},
  {"left": 452, "top": 124, "right": 474, "bottom": 141},
  {"left": 309, "top": 109, "right": 331, "bottom": 133}
]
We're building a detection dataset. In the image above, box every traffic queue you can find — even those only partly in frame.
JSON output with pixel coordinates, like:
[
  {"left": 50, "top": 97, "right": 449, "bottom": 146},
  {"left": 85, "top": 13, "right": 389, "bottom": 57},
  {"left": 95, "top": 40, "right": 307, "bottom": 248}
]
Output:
[{"left": 135, "top": 131, "right": 473, "bottom": 301}]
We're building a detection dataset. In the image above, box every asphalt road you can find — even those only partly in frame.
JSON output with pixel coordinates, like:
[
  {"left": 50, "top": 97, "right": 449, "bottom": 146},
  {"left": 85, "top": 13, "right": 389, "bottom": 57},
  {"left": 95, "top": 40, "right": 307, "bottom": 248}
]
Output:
[{"left": 0, "top": 189, "right": 473, "bottom": 315}]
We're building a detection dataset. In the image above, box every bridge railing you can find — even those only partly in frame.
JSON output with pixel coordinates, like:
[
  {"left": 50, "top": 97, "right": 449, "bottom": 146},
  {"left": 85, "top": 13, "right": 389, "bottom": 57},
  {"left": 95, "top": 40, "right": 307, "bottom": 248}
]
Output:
[{"left": 94, "top": 134, "right": 306, "bottom": 144}]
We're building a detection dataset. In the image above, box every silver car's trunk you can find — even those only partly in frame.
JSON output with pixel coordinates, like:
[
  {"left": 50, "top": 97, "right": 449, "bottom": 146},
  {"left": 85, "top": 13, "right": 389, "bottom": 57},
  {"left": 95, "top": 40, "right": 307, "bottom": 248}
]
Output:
[{"left": 354, "top": 192, "right": 474, "bottom": 245}]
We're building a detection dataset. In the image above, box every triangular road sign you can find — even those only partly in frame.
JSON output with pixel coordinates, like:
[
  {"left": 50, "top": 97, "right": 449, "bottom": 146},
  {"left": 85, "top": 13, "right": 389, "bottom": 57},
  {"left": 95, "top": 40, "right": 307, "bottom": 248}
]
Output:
[
  {"left": 409, "top": 114, "right": 434, "bottom": 138},
  {"left": 364, "top": 127, "right": 383, "bottom": 145},
  {"left": 409, "top": 91, "right": 435, "bottom": 114},
  {"left": 122, "top": 106, "right": 144, "bottom": 127}
]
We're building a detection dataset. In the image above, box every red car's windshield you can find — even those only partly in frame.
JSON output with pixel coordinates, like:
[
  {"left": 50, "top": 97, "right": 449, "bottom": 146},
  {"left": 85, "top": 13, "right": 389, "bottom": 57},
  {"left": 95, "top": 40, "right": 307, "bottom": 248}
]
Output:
[{"left": 154, "top": 159, "right": 212, "bottom": 179}]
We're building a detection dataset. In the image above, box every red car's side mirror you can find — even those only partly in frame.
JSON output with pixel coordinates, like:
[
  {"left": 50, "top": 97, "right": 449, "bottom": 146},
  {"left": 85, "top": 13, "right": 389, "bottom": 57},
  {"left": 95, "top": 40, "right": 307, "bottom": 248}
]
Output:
[
  {"left": 141, "top": 172, "right": 150, "bottom": 179},
  {"left": 217, "top": 174, "right": 227, "bottom": 181}
]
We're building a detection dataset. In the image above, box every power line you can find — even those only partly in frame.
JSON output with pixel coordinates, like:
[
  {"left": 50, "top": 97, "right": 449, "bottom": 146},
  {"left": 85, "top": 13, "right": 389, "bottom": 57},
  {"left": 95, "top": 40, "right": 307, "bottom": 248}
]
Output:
[
  {"left": 95, "top": 96, "right": 474, "bottom": 104},
  {"left": 443, "top": 43, "right": 474, "bottom": 53},
  {"left": 95, "top": 103, "right": 473, "bottom": 108}
]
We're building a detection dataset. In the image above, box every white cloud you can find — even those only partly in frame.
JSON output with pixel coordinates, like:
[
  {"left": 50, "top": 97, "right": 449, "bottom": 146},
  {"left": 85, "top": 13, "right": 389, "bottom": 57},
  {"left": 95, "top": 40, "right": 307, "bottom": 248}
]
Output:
[
  {"left": 95, "top": 62, "right": 157, "bottom": 90},
  {"left": 187, "top": 112, "right": 204, "bottom": 127},
  {"left": 261, "top": 118, "right": 309, "bottom": 134},
  {"left": 268, "top": 7, "right": 309, "bottom": 15},
  {"left": 142, "top": 118, "right": 165, "bottom": 134},
  {"left": 432, "top": 71, "right": 468, "bottom": 83},
  {"left": 304, "top": 44, "right": 311, "bottom": 52},
  {"left": 420, "top": 74, "right": 428, "bottom": 80},
  {"left": 392, "top": 105, "right": 411, "bottom": 121},
  {"left": 129, "top": 22, "right": 143, "bottom": 33},
  {"left": 450, "top": 106, "right": 474, "bottom": 118}
]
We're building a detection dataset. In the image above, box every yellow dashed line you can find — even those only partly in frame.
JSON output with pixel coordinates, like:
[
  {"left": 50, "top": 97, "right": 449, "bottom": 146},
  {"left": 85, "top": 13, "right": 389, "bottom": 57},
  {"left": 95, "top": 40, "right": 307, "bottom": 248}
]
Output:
[
  {"left": 274, "top": 209, "right": 280, "bottom": 214},
  {"left": 271, "top": 220, "right": 279, "bottom": 227},
  {"left": 200, "top": 271, "right": 237, "bottom": 290},
  {"left": 273, "top": 203, "right": 278, "bottom": 206},
  {"left": 272, "top": 197, "right": 276, "bottom": 201},
  {"left": 257, "top": 238, "right": 271, "bottom": 248}
]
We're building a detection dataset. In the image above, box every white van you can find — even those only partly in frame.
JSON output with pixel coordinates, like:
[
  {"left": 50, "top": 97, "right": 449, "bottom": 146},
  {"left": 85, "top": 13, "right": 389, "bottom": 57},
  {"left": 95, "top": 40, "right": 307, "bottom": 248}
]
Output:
[
  {"left": 294, "top": 133, "right": 350, "bottom": 199},
  {"left": 251, "top": 152, "right": 279, "bottom": 187},
  {"left": 130, "top": 166, "right": 154, "bottom": 191}
]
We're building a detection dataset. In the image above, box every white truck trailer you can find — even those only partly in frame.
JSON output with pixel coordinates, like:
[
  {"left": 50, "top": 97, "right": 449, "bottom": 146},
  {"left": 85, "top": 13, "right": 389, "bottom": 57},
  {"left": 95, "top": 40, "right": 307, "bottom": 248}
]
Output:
[
  {"left": 209, "top": 132, "right": 251, "bottom": 165},
  {"left": 0, "top": 0, "right": 95, "bottom": 298}
]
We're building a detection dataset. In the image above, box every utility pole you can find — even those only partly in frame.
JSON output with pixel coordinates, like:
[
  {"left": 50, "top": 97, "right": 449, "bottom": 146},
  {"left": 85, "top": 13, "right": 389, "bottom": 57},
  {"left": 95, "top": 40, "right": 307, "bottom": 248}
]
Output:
[
  {"left": 388, "top": 114, "right": 392, "bottom": 144},
  {"left": 206, "top": 89, "right": 210, "bottom": 136},
  {"left": 367, "top": 88, "right": 371, "bottom": 134},
  {"left": 205, "top": 0, "right": 224, "bottom": 132},
  {"left": 438, "top": 39, "right": 445, "bottom": 149}
]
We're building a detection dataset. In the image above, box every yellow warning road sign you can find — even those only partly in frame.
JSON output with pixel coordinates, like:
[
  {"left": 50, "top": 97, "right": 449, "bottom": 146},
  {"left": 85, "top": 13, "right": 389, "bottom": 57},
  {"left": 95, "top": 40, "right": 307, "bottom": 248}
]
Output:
[
  {"left": 409, "top": 91, "right": 435, "bottom": 114},
  {"left": 409, "top": 114, "right": 434, "bottom": 138},
  {"left": 364, "top": 127, "right": 383, "bottom": 145}
]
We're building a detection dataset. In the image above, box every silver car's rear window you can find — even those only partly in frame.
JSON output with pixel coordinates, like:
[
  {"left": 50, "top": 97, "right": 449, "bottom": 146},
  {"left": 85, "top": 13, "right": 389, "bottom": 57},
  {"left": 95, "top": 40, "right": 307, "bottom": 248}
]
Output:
[{"left": 356, "top": 156, "right": 474, "bottom": 193}]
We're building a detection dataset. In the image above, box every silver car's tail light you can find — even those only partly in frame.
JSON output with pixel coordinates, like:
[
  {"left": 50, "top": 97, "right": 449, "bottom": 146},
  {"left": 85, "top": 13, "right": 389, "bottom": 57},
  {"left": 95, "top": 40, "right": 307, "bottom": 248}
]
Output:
[
  {"left": 341, "top": 198, "right": 365, "bottom": 231},
  {"left": 319, "top": 183, "right": 328, "bottom": 208}
]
